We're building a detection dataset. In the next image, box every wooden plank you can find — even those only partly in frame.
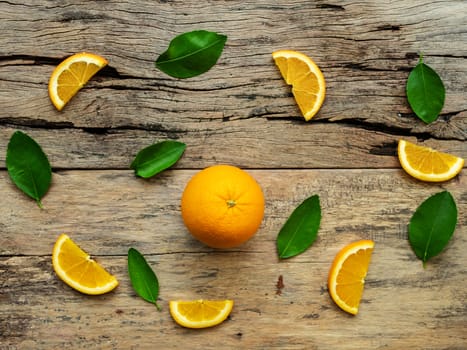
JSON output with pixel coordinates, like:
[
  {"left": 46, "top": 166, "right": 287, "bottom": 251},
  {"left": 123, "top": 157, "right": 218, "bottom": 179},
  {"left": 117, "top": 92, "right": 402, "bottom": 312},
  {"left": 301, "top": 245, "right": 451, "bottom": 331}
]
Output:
[
  {"left": 0, "top": 125, "right": 466, "bottom": 170},
  {"left": 1, "top": 252, "right": 465, "bottom": 349},
  {"left": 0, "top": 0, "right": 466, "bottom": 142},
  {"left": 1, "top": 169, "right": 465, "bottom": 256},
  {"left": 1, "top": 0, "right": 466, "bottom": 349},
  {"left": 1, "top": 169, "right": 466, "bottom": 348}
]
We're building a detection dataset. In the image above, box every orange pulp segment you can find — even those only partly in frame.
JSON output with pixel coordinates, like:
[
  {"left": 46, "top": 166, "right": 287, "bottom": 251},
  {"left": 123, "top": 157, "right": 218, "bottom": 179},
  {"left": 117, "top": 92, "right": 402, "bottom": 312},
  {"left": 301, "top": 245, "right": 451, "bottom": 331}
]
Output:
[
  {"left": 328, "top": 240, "right": 375, "bottom": 315},
  {"left": 272, "top": 50, "right": 326, "bottom": 121},
  {"left": 169, "top": 299, "right": 234, "bottom": 328},
  {"left": 52, "top": 234, "right": 118, "bottom": 295},
  {"left": 398, "top": 139, "right": 464, "bottom": 182},
  {"left": 48, "top": 52, "right": 108, "bottom": 111}
]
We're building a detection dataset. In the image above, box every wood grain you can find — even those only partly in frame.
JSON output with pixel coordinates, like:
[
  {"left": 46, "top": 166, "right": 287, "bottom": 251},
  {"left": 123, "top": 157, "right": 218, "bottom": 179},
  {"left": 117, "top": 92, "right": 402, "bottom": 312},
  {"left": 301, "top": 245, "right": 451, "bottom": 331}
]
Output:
[
  {"left": 0, "top": 0, "right": 466, "bottom": 148},
  {"left": 1, "top": 170, "right": 466, "bottom": 349},
  {"left": 1, "top": 169, "right": 465, "bottom": 256},
  {"left": 0, "top": 125, "right": 465, "bottom": 170},
  {"left": 0, "top": 0, "right": 466, "bottom": 349}
]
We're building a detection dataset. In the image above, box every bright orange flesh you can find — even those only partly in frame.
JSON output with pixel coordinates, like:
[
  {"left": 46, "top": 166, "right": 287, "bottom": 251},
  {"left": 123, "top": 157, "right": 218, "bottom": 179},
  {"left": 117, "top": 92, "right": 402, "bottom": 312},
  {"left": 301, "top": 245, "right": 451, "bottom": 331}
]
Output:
[
  {"left": 169, "top": 300, "right": 234, "bottom": 329},
  {"left": 48, "top": 52, "right": 108, "bottom": 111},
  {"left": 272, "top": 50, "right": 326, "bottom": 121},
  {"left": 398, "top": 140, "right": 464, "bottom": 182},
  {"left": 181, "top": 165, "right": 264, "bottom": 248},
  {"left": 328, "top": 240, "right": 374, "bottom": 315},
  {"left": 52, "top": 234, "right": 118, "bottom": 295}
]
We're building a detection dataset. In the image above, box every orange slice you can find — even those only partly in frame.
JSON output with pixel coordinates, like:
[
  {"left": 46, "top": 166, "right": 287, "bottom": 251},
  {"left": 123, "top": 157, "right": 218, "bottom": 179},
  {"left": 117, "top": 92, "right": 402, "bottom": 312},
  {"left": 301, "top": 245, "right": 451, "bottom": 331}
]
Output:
[
  {"left": 48, "top": 52, "right": 108, "bottom": 111},
  {"left": 169, "top": 300, "right": 234, "bottom": 328},
  {"left": 328, "top": 240, "right": 374, "bottom": 315},
  {"left": 272, "top": 50, "right": 326, "bottom": 121},
  {"left": 52, "top": 234, "right": 118, "bottom": 295},
  {"left": 398, "top": 139, "right": 464, "bottom": 182}
]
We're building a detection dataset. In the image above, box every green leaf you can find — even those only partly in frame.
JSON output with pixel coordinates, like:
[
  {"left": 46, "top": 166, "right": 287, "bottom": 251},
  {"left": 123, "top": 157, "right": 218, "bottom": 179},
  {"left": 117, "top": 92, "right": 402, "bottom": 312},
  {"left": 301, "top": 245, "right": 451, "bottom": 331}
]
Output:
[
  {"left": 130, "top": 140, "right": 186, "bottom": 178},
  {"left": 156, "top": 30, "right": 227, "bottom": 78},
  {"left": 128, "top": 248, "right": 161, "bottom": 310},
  {"left": 277, "top": 195, "right": 321, "bottom": 259},
  {"left": 406, "top": 55, "right": 445, "bottom": 124},
  {"left": 6, "top": 131, "right": 52, "bottom": 208},
  {"left": 409, "top": 191, "right": 457, "bottom": 265}
]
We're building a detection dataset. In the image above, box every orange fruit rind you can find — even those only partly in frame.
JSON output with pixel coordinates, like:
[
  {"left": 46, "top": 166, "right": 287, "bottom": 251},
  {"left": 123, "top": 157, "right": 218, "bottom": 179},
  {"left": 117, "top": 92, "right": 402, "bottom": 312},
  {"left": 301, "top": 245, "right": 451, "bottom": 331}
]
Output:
[{"left": 181, "top": 165, "right": 264, "bottom": 248}]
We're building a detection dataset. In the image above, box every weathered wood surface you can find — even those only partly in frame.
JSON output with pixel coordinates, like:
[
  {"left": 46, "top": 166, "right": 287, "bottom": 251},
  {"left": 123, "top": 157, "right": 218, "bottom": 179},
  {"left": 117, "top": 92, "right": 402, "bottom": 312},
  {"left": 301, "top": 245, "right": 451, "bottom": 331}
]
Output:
[
  {"left": 1, "top": 0, "right": 466, "bottom": 155},
  {"left": 0, "top": 126, "right": 465, "bottom": 170},
  {"left": 0, "top": 0, "right": 466, "bottom": 349},
  {"left": 1, "top": 170, "right": 466, "bottom": 349}
]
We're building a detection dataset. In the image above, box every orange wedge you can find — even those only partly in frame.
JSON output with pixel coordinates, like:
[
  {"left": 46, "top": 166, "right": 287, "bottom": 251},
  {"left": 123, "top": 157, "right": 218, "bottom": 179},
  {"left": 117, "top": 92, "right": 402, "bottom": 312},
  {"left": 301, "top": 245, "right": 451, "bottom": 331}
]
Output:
[
  {"left": 48, "top": 52, "right": 108, "bottom": 111},
  {"left": 328, "top": 240, "right": 374, "bottom": 315},
  {"left": 398, "top": 140, "right": 464, "bottom": 182},
  {"left": 169, "top": 300, "right": 234, "bottom": 328},
  {"left": 272, "top": 50, "right": 326, "bottom": 121},
  {"left": 52, "top": 234, "right": 118, "bottom": 295}
]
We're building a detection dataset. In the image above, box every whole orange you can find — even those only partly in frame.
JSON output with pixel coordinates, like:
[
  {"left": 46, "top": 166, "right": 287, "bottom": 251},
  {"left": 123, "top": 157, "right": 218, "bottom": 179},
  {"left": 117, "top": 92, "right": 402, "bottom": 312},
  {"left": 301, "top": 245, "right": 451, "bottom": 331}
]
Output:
[{"left": 181, "top": 165, "right": 265, "bottom": 248}]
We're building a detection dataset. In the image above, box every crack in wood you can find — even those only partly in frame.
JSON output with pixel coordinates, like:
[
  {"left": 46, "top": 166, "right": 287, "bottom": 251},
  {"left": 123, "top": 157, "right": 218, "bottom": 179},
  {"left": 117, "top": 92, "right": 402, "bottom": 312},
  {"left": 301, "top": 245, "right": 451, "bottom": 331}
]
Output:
[
  {"left": 0, "top": 54, "right": 62, "bottom": 66},
  {"left": 338, "top": 118, "right": 437, "bottom": 141},
  {"left": 0, "top": 117, "right": 187, "bottom": 136},
  {"left": 343, "top": 62, "right": 411, "bottom": 72},
  {"left": 1, "top": 110, "right": 464, "bottom": 141},
  {"left": 0, "top": 117, "right": 74, "bottom": 129},
  {"left": 375, "top": 24, "right": 401, "bottom": 31},
  {"left": 368, "top": 141, "right": 398, "bottom": 156},
  {"left": 425, "top": 53, "right": 467, "bottom": 60},
  {"left": 263, "top": 113, "right": 465, "bottom": 141},
  {"left": 99, "top": 65, "right": 139, "bottom": 80},
  {"left": 405, "top": 52, "right": 467, "bottom": 60},
  {"left": 316, "top": 4, "right": 345, "bottom": 11},
  {"left": 58, "top": 10, "right": 112, "bottom": 23},
  {"left": 336, "top": 116, "right": 465, "bottom": 141}
]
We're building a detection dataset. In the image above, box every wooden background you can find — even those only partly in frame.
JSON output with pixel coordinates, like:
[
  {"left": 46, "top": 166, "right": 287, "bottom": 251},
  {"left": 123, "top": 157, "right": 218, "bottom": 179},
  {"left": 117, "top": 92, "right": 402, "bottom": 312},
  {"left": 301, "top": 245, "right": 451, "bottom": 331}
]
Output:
[{"left": 0, "top": 1, "right": 466, "bottom": 349}]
